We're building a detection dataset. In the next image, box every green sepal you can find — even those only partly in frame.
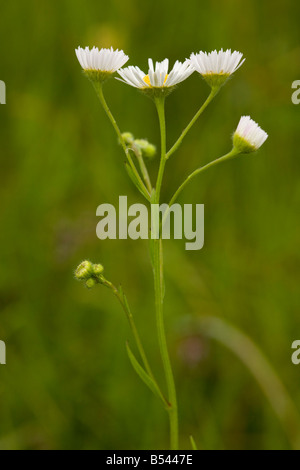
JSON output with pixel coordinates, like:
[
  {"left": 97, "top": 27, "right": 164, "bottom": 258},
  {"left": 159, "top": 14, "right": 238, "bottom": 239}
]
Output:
[
  {"left": 233, "top": 134, "right": 256, "bottom": 154},
  {"left": 140, "top": 85, "right": 175, "bottom": 100},
  {"left": 83, "top": 69, "right": 113, "bottom": 84},
  {"left": 202, "top": 72, "right": 230, "bottom": 89}
]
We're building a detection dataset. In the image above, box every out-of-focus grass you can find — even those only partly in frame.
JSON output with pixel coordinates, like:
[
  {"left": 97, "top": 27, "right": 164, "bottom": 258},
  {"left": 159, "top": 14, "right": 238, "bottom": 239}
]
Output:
[{"left": 0, "top": 0, "right": 300, "bottom": 449}]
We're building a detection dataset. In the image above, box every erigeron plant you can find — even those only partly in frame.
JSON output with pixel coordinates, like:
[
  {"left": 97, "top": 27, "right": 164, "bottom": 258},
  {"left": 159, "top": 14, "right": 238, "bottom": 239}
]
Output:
[{"left": 74, "top": 46, "right": 268, "bottom": 450}]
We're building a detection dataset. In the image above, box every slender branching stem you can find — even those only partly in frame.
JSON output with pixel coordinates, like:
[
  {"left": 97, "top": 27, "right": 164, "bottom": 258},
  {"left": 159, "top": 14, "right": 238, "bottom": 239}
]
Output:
[
  {"left": 160, "top": 148, "right": 240, "bottom": 229},
  {"left": 94, "top": 83, "right": 150, "bottom": 199},
  {"left": 153, "top": 96, "right": 179, "bottom": 450},
  {"left": 130, "top": 142, "right": 153, "bottom": 193},
  {"left": 166, "top": 87, "right": 219, "bottom": 160},
  {"left": 101, "top": 277, "right": 169, "bottom": 408},
  {"left": 168, "top": 148, "right": 240, "bottom": 207},
  {"left": 155, "top": 97, "right": 167, "bottom": 201},
  {"left": 93, "top": 82, "right": 127, "bottom": 153}
]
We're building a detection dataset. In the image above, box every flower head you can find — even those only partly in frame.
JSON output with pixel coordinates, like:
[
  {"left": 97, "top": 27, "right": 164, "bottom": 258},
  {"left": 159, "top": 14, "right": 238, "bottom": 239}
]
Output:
[
  {"left": 93, "top": 264, "right": 104, "bottom": 276},
  {"left": 189, "top": 49, "right": 245, "bottom": 88},
  {"left": 75, "top": 260, "right": 94, "bottom": 280},
  {"left": 121, "top": 132, "right": 135, "bottom": 145},
  {"left": 75, "top": 46, "right": 129, "bottom": 83},
  {"left": 117, "top": 58, "right": 194, "bottom": 97},
  {"left": 233, "top": 116, "right": 268, "bottom": 153},
  {"left": 75, "top": 260, "right": 105, "bottom": 287},
  {"left": 134, "top": 139, "right": 157, "bottom": 159}
]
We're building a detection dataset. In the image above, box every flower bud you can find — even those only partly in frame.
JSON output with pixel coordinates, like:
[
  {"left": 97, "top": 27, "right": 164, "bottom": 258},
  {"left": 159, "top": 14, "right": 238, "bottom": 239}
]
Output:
[
  {"left": 93, "top": 264, "right": 104, "bottom": 276},
  {"left": 122, "top": 132, "right": 135, "bottom": 145},
  {"left": 75, "top": 260, "right": 94, "bottom": 280},
  {"left": 85, "top": 278, "right": 98, "bottom": 289},
  {"left": 233, "top": 116, "right": 268, "bottom": 153},
  {"left": 134, "top": 139, "right": 157, "bottom": 159}
]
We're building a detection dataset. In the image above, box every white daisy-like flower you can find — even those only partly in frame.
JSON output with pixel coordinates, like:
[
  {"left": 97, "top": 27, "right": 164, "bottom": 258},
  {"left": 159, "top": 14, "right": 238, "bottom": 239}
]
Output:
[
  {"left": 117, "top": 58, "right": 194, "bottom": 96},
  {"left": 75, "top": 46, "right": 129, "bottom": 82},
  {"left": 233, "top": 116, "right": 268, "bottom": 153},
  {"left": 189, "top": 49, "right": 245, "bottom": 88}
]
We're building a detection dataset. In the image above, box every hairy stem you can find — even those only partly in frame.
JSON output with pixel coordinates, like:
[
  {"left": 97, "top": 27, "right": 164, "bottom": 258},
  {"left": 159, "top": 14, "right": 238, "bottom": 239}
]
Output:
[{"left": 153, "top": 96, "right": 178, "bottom": 450}]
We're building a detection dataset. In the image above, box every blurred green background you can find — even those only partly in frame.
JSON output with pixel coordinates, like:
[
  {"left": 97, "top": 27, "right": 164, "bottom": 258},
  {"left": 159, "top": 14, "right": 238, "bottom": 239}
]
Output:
[{"left": 0, "top": 0, "right": 300, "bottom": 450}]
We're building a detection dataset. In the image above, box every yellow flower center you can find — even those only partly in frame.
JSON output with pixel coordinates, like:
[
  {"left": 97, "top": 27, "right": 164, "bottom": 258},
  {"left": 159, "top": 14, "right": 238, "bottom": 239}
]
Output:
[{"left": 143, "top": 74, "right": 168, "bottom": 87}]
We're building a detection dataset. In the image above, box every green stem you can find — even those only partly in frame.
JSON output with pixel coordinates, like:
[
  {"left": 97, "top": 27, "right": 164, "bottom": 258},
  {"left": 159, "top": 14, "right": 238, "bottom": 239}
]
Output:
[
  {"left": 93, "top": 82, "right": 127, "bottom": 153},
  {"left": 131, "top": 142, "right": 153, "bottom": 194},
  {"left": 166, "top": 87, "right": 219, "bottom": 160},
  {"left": 101, "top": 278, "right": 169, "bottom": 408},
  {"left": 153, "top": 96, "right": 178, "bottom": 450},
  {"left": 115, "top": 289, "right": 152, "bottom": 376},
  {"left": 168, "top": 148, "right": 240, "bottom": 208},
  {"left": 155, "top": 97, "right": 167, "bottom": 201},
  {"left": 160, "top": 148, "right": 240, "bottom": 230},
  {"left": 94, "top": 83, "right": 150, "bottom": 199},
  {"left": 153, "top": 239, "right": 178, "bottom": 449}
]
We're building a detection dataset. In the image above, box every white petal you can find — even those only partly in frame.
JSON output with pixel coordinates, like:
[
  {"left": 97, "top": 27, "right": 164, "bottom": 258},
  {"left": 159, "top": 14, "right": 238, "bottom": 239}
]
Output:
[
  {"left": 75, "top": 46, "right": 129, "bottom": 72},
  {"left": 190, "top": 49, "right": 245, "bottom": 76},
  {"left": 235, "top": 116, "right": 268, "bottom": 149}
]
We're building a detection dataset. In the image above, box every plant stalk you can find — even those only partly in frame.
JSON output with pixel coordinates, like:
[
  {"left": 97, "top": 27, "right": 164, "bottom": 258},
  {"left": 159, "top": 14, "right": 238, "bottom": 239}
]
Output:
[
  {"left": 166, "top": 87, "right": 219, "bottom": 160},
  {"left": 153, "top": 96, "right": 178, "bottom": 450}
]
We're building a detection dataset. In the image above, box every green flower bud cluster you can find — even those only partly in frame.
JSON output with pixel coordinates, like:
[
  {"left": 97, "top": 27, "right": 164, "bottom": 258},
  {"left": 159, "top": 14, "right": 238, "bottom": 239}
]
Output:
[
  {"left": 121, "top": 132, "right": 157, "bottom": 159},
  {"left": 134, "top": 139, "right": 156, "bottom": 159},
  {"left": 121, "top": 132, "right": 134, "bottom": 145},
  {"left": 75, "top": 260, "right": 105, "bottom": 289}
]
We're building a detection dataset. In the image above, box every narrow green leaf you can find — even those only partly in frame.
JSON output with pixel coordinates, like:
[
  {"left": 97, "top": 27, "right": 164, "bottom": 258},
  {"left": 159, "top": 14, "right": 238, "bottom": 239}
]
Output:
[
  {"left": 118, "top": 285, "right": 125, "bottom": 303},
  {"left": 119, "top": 287, "right": 131, "bottom": 315},
  {"left": 190, "top": 435, "right": 198, "bottom": 450},
  {"left": 125, "top": 162, "right": 150, "bottom": 201},
  {"left": 126, "top": 342, "right": 167, "bottom": 408}
]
